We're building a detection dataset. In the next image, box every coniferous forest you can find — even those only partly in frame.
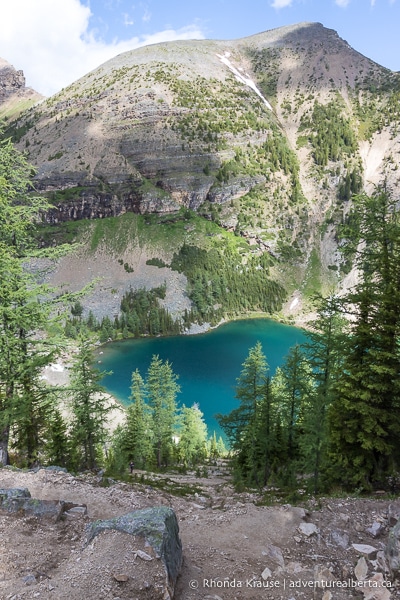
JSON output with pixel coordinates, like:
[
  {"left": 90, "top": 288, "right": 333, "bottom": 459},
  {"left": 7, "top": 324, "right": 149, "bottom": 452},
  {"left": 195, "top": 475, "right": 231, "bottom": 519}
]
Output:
[
  {"left": 1, "top": 136, "right": 400, "bottom": 494},
  {"left": 218, "top": 186, "right": 400, "bottom": 493}
]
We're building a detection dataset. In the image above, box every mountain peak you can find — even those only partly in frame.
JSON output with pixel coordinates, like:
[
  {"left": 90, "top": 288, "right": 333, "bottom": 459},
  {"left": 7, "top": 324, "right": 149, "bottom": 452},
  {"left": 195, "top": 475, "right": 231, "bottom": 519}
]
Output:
[{"left": 0, "top": 57, "right": 43, "bottom": 119}]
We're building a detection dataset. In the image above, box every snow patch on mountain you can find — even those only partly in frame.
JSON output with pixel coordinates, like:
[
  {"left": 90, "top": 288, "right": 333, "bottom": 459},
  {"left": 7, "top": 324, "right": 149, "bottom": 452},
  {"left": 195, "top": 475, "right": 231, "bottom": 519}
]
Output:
[{"left": 217, "top": 51, "right": 273, "bottom": 111}]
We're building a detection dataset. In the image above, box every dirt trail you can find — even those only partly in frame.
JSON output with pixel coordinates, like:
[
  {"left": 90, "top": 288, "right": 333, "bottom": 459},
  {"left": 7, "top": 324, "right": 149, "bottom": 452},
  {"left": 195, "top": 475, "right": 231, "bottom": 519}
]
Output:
[{"left": 0, "top": 466, "right": 399, "bottom": 600}]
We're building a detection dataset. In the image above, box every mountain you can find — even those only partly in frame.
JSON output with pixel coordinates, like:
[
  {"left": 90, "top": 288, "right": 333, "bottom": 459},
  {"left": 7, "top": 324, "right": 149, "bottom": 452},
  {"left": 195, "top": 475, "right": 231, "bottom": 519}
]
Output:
[
  {"left": 3, "top": 22, "right": 400, "bottom": 324},
  {"left": 0, "top": 58, "right": 43, "bottom": 121}
]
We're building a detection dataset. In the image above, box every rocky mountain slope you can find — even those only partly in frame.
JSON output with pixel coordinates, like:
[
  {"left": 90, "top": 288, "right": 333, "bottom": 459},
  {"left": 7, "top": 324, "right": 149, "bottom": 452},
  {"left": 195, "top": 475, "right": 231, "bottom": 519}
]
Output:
[
  {"left": 0, "top": 58, "right": 42, "bottom": 121},
  {"left": 4, "top": 22, "right": 400, "bottom": 320},
  {"left": 1, "top": 465, "right": 400, "bottom": 600}
]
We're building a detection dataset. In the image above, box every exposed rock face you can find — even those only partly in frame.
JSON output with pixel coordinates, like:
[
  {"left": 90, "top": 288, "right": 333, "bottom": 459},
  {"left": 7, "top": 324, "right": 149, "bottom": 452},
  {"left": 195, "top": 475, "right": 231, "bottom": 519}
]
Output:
[
  {"left": 0, "top": 58, "right": 26, "bottom": 98},
  {"left": 4, "top": 22, "right": 400, "bottom": 305},
  {"left": 0, "top": 58, "right": 42, "bottom": 117},
  {"left": 7, "top": 22, "right": 400, "bottom": 233}
]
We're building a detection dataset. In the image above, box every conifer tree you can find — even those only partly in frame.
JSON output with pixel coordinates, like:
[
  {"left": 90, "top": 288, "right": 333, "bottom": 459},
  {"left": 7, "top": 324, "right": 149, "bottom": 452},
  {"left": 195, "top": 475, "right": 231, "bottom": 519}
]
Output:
[
  {"left": 147, "top": 355, "right": 180, "bottom": 468},
  {"left": 69, "top": 338, "right": 112, "bottom": 470},
  {"left": 0, "top": 138, "right": 61, "bottom": 465},
  {"left": 209, "top": 431, "right": 219, "bottom": 460},
  {"left": 44, "top": 408, "right": 70, "bottom": 468},
  {"left": 301, "top": 295, "right": 345, "bottom": 492},
  {"left": 218, "top": 342, "right": 269, "bottom": 486},
  {"left": 254, "top": 376, "right": 278, "bottom": 486},
  {"left": 122, "top": 369, "right": 153, "bottom": 469},
  {"left": 329, "top": 186, "right": 400, "bottom": 488},
  {"left": 178, "top": 403, "right": 208, "bottom": 468},
  {"left": 273, "top": 345, "right": 312, "bottom": 464}
]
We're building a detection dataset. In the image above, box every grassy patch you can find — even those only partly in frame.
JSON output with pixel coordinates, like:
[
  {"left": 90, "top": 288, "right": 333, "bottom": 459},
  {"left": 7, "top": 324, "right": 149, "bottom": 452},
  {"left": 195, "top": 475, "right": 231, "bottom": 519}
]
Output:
[
  {"left": 301, "top": 249, "right": 322, "bottom": 297},
  {"left": 36, "top": 219, "right": 90, "bottom": 246},
  {"left": 131, "top": 473, "right": 205, "bottom": 497}
]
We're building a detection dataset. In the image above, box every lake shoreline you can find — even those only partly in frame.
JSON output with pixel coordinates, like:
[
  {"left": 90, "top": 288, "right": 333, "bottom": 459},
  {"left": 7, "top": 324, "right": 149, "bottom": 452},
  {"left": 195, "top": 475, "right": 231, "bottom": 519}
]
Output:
[{"left": 98, "top": 317, "right": 308, "bottom": 436}]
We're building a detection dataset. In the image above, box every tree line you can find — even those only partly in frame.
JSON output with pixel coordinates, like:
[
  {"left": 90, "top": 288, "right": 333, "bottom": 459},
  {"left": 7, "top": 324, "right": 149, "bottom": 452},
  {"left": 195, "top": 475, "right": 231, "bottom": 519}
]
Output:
[
  {"left": 64, "top": 241, "right": 286, "bottom": 340},
  {"left": 65, "top": 285, "right": 182, "bottom": 342}
]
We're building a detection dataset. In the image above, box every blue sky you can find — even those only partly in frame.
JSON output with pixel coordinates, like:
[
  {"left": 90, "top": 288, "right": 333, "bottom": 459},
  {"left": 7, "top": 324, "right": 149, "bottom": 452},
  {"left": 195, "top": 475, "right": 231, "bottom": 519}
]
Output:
[{"left": 0, "top": 0, "right": 399, "bottom": 96}]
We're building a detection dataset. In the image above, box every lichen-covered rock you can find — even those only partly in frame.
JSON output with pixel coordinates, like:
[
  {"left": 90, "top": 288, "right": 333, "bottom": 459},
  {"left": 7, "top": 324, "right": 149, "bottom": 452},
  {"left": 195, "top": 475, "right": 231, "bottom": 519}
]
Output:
[
  {"left": 0, "top": 487, "right": 62, "bottom": 519},
  {"left": 85, "top": 506, "right": 182, "bottom": 599}
]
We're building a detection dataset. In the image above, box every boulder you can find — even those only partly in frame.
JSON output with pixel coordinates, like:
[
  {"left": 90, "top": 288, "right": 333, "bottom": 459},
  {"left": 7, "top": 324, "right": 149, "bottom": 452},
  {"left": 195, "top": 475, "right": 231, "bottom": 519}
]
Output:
[
  {"left": 0, "top": 487, "right": 87, "bottom": 521},
  {"left": 0, "top": 487, "right": 62, "bottom": 520},
  {"left": 85, "top": 506, "right": 182, "bottom": 599},
  {"left": 385, "top": 517, "right": 400, "bottom": 578},
  {"left": 388, "top": 503, "right": 400, "bottom": 527}
]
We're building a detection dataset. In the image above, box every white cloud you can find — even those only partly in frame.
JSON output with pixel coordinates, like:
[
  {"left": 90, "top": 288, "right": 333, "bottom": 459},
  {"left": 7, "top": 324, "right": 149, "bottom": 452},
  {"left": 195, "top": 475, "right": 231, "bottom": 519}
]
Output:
[
  {"left": 123, "top": 13, "right": 135, "bottom": 26},
  {"left": 0, "top": 0, "right": 204, "bottom": 97},
  {"left": 270, "top": 0, "right": 293, "bottom": 8},
  {"left": 370, "top": 0, "right": 376, "bottom": 5},
  {"left": 335, "top": 0, "right": 351, "bottom": 6},
  {"left": 142, "top": 9, "right": 152, "bottom": 22}
]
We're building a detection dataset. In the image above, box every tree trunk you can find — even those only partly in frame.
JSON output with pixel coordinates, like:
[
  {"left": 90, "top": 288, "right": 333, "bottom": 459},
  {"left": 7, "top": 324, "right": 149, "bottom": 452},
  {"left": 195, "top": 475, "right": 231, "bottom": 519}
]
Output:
[{"left": 0, "top": 424, "right": 10, "bottom": 466}]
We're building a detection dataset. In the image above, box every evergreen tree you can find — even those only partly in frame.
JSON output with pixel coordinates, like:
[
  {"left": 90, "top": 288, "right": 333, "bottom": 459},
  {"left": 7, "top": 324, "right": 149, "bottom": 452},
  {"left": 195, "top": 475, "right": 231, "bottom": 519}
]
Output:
[
  {"left": 147, "top": 355, "right": 180, "bottom": 468},
  {"left": 254, "top": 376, "right": 278, "bottom": 486},
  {"left": 178, "top": 403, "right": 208, "bottom": 468},
  {"left": 44, "top": 407, "right": 70, "bottom": 468},
  {"left": 0, "top": 138, "right": 61, "bottom": 465},
  {"left": 218, "top": 342, "right": 269, "bottom": 486},
  {"left": 329, "top": 186, "right": 400, "bottom": 488},
  {"left": 209, "top": 431, "right": 219, "bottom": 460},
  {"left": 122, "top": 369, "right": 153, "bottom": 469},
  {"left": 273, "top": 345, "right": 312, "bottom": 464},
  {"left": 301, "top": 295, "right": 345, "bottom": 492},
  {"left": 69, "top": 338, "right": 112, "bottom": 470},
  {"left": 11, "top": 373, "right": 56, "bottom": 466}
]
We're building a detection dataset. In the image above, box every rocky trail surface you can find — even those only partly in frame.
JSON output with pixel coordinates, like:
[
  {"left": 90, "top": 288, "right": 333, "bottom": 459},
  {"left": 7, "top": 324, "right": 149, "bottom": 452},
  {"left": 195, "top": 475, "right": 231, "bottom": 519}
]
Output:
[{"left": 1, "top": 465, "right": 400, "bottom": 600}]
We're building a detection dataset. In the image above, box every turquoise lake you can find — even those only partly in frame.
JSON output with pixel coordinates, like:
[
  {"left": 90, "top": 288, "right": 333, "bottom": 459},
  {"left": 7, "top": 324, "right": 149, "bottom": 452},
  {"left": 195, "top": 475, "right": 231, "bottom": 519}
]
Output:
[{"left": 98, "top": 318, "right": 307, "bottom": 438}]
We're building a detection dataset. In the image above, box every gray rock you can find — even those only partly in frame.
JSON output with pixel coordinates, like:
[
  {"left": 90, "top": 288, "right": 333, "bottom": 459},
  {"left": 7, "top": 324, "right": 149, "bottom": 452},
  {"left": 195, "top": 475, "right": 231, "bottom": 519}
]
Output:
[
  {"left": 385, "top": 516, "right": 400, "bottom": 577},
  {"left": 44, "top": 465, "right": 68, "bottom": 473},
  {"left": 366, "top": 522, "right": 384, "bottom": 538},
  {"left": 388, "top": 502, "right": 400, "bottom": 527},
  {"left": 0, "top": 488, "right": 62, "bottom": 520},
  {"left": 261, "top": 567, "right": 272, "bottom": 579},
  {"left": 330, "top": 529, "right": 349, "bottom": 549},
  {"left": 23, "top": 574, "right": 37, "bottom": 585},
  {"left": 85, "top": 506, "right": 182, "bottom": 599},
  {"left": 354, "top": 556, "right": 368, "bottom": 581},
  {"left": 352, "top": 544, "right": 378, "bottom": 560},
  {"left": 376, "top": 550, "right": 389, "bottom": 574},
  {"left": 0, "top": 488, "right": 87, "bottom": 521},
  {"left": 0, "top": 487, "right": 31, "bottom": 502},
  {"left": 298, "top": 522, "right": 319, "bottom": 537},
  {"left": 261, "top": 545, "right": 285, "bottom": 568}
]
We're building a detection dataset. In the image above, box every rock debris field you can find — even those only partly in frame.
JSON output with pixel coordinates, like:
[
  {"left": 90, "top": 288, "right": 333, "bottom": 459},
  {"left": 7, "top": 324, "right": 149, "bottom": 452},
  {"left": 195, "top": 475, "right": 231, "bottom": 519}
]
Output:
[{"left": 1, "top": 465, "right": 400, "bottom": 600}]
